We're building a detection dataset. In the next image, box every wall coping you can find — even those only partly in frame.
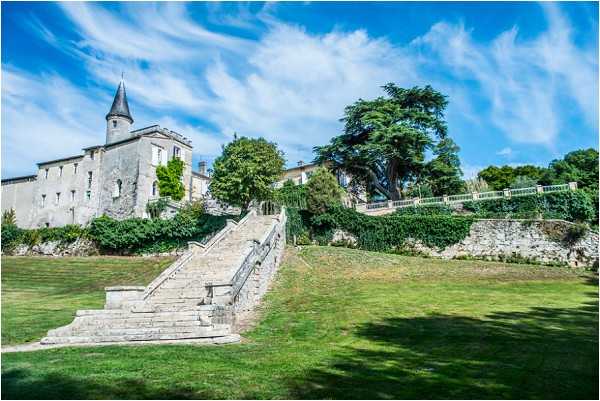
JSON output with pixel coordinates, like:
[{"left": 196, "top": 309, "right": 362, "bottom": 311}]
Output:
[{"left": 105, "top": 286, "right": 145, "bottom": 292}]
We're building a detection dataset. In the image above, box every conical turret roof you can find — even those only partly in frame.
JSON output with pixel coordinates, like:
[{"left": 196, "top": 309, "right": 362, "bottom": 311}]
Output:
[{"left": 106, "top": 79, "right": 133, "bottom": 123}]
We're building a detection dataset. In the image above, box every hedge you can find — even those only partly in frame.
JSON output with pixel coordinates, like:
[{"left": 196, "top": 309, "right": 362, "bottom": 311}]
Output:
[
  {"left": 1, "top": 224, "right": 87, "bottom": 254},
  {"left": 310, "top": 206, "right": 475, "bottom": 252},
  {"left": 89, "top": 212, "right": 230, "bottom": 254},
  {"left": 1, "top": 212, "right": 232, "bottom": 255},
  {"left": 463, "top": 190, "right": 596, "bottom": 224}
]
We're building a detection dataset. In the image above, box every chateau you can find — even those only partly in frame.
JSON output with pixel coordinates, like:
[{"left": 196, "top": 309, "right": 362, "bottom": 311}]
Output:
[{"left": 1, "top": 79, "right": 211, "bottom": 228}]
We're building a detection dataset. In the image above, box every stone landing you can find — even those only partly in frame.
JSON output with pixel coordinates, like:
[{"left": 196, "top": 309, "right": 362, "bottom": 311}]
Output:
[{"left": 40, "top": 208, "right": 287, "bottom": 345}]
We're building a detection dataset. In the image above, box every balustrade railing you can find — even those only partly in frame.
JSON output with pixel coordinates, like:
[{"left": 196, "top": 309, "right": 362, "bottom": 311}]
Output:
[{"left": 357, "top": 182, "right": 577, "bottom": 213}]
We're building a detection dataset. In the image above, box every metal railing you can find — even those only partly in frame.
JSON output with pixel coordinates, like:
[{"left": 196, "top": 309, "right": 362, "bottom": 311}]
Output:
[{"left": 357, "top": 182, "right": 577, "bottom": 213}]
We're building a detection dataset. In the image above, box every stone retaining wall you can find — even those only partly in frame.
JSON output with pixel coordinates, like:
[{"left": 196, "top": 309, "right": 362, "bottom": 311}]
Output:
[
  {"left": 335, "top": 219, "right": 599, "bottom": 267},
  {"left": 11, "top": 237, "right": 99, "bottom": 257}
]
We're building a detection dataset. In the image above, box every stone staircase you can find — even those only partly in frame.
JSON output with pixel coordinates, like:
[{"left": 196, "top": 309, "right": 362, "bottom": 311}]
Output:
[{"left": 41, "top": 208, "right": 286, "bottom": 345}]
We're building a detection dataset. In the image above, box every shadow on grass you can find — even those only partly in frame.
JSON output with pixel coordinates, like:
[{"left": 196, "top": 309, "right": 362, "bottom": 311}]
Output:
[
  {"left": 291, "top": 283, "right": 599, "bottom": 399},
  {"left": 1, "top": 368, "right": 203, "bottom": 400}
]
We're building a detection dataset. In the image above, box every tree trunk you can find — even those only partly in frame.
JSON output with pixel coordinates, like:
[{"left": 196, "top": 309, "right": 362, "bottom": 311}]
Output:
[{"left": 386, "top": 159, "right": 401, "bottom": 200}]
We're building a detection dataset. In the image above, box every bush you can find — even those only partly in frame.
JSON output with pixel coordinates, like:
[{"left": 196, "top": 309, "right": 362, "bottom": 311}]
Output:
[
  {"left": 274, "top": 180, "right": 307, "bottom": 209},
  {"left": 1, "top": 224, "right": 86, "bottom": 254},
  {"left": 311, "top": 206, "right": 474, "bottom": 252},
  {"left": 89, "top": 212, "right": 229, "bottom": 254},
  {"left": 305, "top": 167, "right": 343, "bottom": 214},
  {"left": 1, "top": 224, "right": 23, "bottom": 253},
  {"left": 463, "top": 191, "right": 595, "bottom": 224},
  {"left": 146, "top": 198, "right": 169, "bottom": 219},
  {"left": 391, "top": 204, "right": 453, "bottom": 216}
]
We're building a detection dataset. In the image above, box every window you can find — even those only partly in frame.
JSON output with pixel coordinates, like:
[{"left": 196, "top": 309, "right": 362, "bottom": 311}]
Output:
[
  {"left": 41, "top": 194, "right": 46, "bottom": 208},
  {"left": 55, "top": 192, "right": 61, "bottom": 206},
  {"left": 71, "top": 190, "right": 76, "bottom": 202},
  {"left": 112, "top": 120, "right": 117, "bottom": 128},
  {"left": 113, "top": 179, "right": 122, "bottom": 198},
  {"left": 73, "top": 163, "right": 78, "bottom": 174},
  {"left": 157, "top": 148, "right": 163, "bottom": 165},
  {"left": 90, "top": 151, "right": 95, "bottom": 160},
  {"left": 59, "top": 166, "right": 63, "bottom": 177},
  {"left": 152, "top": 181, "right": 158, "bottom": 196},
  {"left": 152, "top": 145, "right": 167, "bottom": 166},
  {"left": 86, "top": 190, "right": 91, "bottom": 201},
  {"left": 44, "top": 169, "right": 49, "bottom": 179},
  {"left": 173, "top": 146, "right": 181, "bottom": 158},
  {"left": 87, "top": 172, "right": 93, "bottom": 189}
]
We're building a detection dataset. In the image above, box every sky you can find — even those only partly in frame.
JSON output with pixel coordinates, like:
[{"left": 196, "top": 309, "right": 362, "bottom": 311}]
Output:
[{"left": 1, "top": 1, "right": 598, "bottom": 179}]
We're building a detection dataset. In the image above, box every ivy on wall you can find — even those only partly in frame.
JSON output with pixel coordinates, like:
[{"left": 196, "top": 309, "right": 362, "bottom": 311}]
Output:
[
  {"left": 463, "top": 191, "right": 596, "bottom": 224},
  {"left": 285, "top": 205, "right": 474, "bottom": 252}
]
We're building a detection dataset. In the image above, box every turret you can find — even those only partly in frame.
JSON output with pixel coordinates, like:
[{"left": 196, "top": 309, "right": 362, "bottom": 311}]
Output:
[{"left": 105, "top": 78, "right": 134, "bottom": 144}]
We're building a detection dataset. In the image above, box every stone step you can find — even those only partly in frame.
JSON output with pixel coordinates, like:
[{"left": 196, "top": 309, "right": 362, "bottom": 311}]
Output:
[{"left": 42, "top": 327, "right": 232, "bottom": 344}]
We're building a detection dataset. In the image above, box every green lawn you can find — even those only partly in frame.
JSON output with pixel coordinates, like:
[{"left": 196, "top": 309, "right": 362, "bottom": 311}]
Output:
[
  {"left": 2, "top": 248, "right": 598, "bottom": 399},
  {"left": 1, "top": 256, "right": 175, "bottom": 345}
]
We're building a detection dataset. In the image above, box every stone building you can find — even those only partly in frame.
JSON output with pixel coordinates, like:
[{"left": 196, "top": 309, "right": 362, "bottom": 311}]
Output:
[{"left": 1, "top": 79, "right": 210, "bottom": 228}]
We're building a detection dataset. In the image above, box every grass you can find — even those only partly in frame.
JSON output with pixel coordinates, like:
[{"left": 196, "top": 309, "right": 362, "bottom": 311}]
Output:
[
  {"left": 1, "top": 256, "right": 175, "bottom": 345},
  {"left": 1, "top": 247, "right": 598, "bottom": 399}
]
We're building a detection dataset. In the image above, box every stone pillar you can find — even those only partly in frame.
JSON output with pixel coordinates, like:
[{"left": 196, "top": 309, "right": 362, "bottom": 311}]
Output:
[
  {"left": 536, "top": 185, "right": 543, "bottom": 194},
  {"left": 569, "top": 182, "right": 578, "bottom": 191},
  {"left": 503, "top": 188, "right": 511, "bottom": 198},
  {"left": 413, "top": 198, "right": 420, "bottom": 205},
  {"left": 442, "top": 195, "right": 449, "bottom": 204},
  {"left": 387, "top": 200, "right": 393, "bottom": 208},
  {"left": 472, "top": 192, "right": 479, "bottom": 200}
]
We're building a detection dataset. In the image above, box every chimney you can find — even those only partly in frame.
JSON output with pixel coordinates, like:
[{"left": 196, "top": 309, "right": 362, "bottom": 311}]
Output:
[
  {"left": 198, "top": 161, "right": 207, "bottom": 175},
  {"left": 297, "top": 160, "right": 304, "bottom": 167}
]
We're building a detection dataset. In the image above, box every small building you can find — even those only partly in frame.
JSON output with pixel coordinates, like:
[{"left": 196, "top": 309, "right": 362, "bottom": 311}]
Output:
[
  {"left": 277, "top": 160, "right": 351, "bottom": 188},
  {"left": 1, "top": 79, "right": 208, "bottom": 228}
]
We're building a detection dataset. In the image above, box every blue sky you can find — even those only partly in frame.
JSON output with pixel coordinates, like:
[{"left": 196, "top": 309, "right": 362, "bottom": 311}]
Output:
[{"left": 2, "top": 2, "right": 598, "bottom": 179}]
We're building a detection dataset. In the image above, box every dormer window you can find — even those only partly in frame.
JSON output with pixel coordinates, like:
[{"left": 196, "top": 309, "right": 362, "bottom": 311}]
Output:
[{"left": 112, "top": 120, "right": 117, "bottom": 128}]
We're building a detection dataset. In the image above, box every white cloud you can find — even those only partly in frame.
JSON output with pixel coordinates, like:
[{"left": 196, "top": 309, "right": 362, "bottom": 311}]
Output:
[
  {"left": 1, "top": 67, "right": 105, "bottom": 177},
  {"left": 496, "top": 147, "right": 514, "bottom": 156},
  {"left": 3, "top": 2, "right": 597, "bottom": 179},
  {"left": 413, "top": 6, "right": 597, "bottom": 147}
]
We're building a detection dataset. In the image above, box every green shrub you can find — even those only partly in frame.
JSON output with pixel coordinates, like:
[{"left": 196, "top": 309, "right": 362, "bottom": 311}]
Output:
[
  {"left": 285, "top": 207, "right": 311, "bottom": 244},
  {"left": 274, "top": 181, "right": 307, "bottom": 209},
  {"left": 463, "top": 191, "right": 595, "bottom": 224},
  {"left": 391, "top": 204, "right": 453, "bottom": 216},
  {"left": 305, "top": 167, "right": 343, "bottom": 214},
  {"left": 146, "top": 198, "right": 169, "bottom": 219},
  {"left": 2, "top": 209, "right": 16, "bottom": 225},
  {"left": 89, "top": 212, "right": 229, "bottom": 254},
  {"left": 312, "top": 206, "right": 474, "bottom": 252},
  {"left": 1, "top": 224, "right": 23, "bottom": 253}
]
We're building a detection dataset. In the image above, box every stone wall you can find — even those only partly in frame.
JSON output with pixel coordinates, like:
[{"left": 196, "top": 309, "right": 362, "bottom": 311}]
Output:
[
  {"left": 11, "top": 237, "right": 99, "bottom": 257},
  {"left": 334, "top": 219, "right": 599, "bottom": 268},
  {"left": 229, "top": 215, "right": 286, "bottom": 329}
]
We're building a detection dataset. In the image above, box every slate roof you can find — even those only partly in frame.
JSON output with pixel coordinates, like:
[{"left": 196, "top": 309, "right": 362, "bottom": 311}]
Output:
[{"left": 106, "top": 79, "right": 133, "bottom": 123}]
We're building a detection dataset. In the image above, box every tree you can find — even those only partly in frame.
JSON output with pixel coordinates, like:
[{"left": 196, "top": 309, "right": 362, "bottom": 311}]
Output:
[
  {"left": 210, "top": 137, "right": 285, "bottom": 211},
  {"left": 540, "top": 148, "right": 598, "bottom": 191},
  {"left": 315, "top": 84, "right": 449, "bottom": 200},
  {"left": 478, "top": 164, "right": 546, "bottom": 191},
  {"left": 156, "top": 158, "right": 185, "bottom": 201},
  {"left": 510, "top": 175, "right": 538, "bottom": 189},
  {"left": 422, "top": 138, "right": 464, "bottom": 196},
  {"left": 305, "top": 167, "right": 344, "bottom": 214}
]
